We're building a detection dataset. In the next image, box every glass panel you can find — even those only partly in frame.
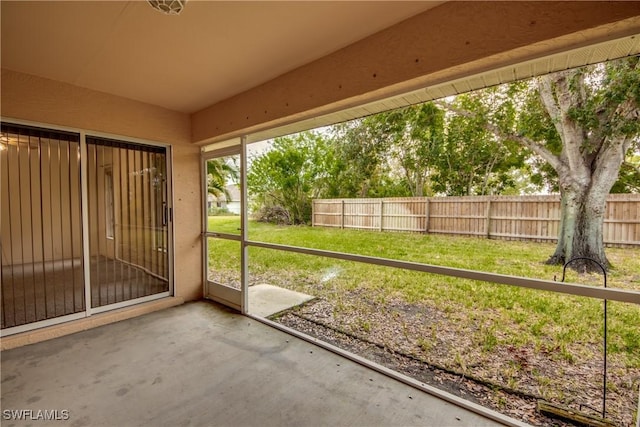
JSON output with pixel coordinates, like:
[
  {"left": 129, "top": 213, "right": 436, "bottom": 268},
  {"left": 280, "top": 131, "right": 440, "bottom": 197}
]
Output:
[
  {"left": 87, "top": 138, "right": 169, "bottom": 308},
  {"left": 206, "top": 155, "right": 241, "bottom": 234},
  {"left": 1, "top": 124, "right": 84, "bottom": 329}
]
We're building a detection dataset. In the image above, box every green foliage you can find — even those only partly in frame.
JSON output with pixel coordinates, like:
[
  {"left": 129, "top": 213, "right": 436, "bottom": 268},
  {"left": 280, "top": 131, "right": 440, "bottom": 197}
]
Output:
[
  {"left": 325, "top": 118, "right": 404, "bottom": 198},
  {"left": 581, "top": 56, "right": 640, "bottom": 139},
  {"left": 611, "top": 152, "right": 640, "bottom": 193},
  {"left": 435, "top": 89, "right": 528, "bottom": 196},
  {"left": 329, "top": 98, "right": 529, "bottom": 197},
  {"left": 248, "top": 131, "right": 330, "bottom": 224},
  {"left": 378, "top": 103, "right": 445, "bottom": 196},
  {"left": 207, "top": 157, "right": 239, "bottom": 201}
]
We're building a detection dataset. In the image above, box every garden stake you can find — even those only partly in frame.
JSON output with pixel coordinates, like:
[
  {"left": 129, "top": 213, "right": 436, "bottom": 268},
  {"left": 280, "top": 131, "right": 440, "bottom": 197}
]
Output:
[{"left": 543, "top": 257, "right": 610, "bottom": 426}]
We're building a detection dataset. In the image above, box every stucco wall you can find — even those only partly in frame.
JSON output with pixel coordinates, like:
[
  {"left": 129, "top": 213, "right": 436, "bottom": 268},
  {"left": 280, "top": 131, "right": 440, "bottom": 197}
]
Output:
[{"left": 1, "top": 69, "right": 202, "bottom": 302}]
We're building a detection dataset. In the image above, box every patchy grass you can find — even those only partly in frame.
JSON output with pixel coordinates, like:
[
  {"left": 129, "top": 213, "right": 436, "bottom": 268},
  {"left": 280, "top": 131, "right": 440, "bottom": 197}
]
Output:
[{"left": 208, "top": 216, "right": 640, "bottom": 424}]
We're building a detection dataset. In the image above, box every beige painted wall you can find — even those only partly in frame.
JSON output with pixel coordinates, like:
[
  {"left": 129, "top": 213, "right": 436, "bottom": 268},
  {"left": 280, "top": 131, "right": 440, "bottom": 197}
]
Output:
[
  {"left": 192, "top": 1, "right": 640, "bottom": 144},
  {"left": 1, "top": 69, "right": 202, "bottom": 302}
]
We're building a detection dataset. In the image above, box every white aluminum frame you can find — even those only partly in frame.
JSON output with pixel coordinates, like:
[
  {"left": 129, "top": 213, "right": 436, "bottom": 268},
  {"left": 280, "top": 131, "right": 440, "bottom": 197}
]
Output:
[
  {"left": 246, "top": 241, "right": 640, "bottom": 304},
  {"left": 240, "top": 136, "right": 249, "bottom": 313},
  {"left": 201, "top": 143, "right": 244, "bottom": 311}
]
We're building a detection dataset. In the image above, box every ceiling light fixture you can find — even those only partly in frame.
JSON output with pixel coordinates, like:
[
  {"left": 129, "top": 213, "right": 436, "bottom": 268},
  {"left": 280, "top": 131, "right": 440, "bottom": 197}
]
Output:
[{"left": 147, "top": 0, "right": 186, "bottom": 16}]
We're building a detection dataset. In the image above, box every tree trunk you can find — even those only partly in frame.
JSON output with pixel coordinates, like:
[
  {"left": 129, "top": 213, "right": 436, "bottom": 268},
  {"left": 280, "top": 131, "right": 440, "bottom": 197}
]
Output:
[
  {"left": 547, "top": 185, "right": 609, "bottom": 272},
  {"left": 546, "top": 132, "right": 631, "bottom": 271}
]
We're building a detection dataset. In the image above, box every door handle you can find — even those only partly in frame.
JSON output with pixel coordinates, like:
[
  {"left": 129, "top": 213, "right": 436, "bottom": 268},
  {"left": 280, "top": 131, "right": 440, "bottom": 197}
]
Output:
[{"left": 163, "top": 203, "right": 172, "bottom": 226}]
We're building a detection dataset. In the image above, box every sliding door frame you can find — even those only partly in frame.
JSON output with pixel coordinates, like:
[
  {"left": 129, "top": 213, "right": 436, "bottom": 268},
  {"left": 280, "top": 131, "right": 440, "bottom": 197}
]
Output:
[
  {"left": 85, "top": 132, "right": 173, "bottom": 315},
  {"left": 0, "top": 117, "right": 175, "bottom": 336}
]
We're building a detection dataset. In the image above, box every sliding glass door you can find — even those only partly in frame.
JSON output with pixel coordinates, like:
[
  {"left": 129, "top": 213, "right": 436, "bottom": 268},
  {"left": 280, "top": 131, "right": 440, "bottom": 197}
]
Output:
[
  {"left": 1, "top": 122, "right": 173, "bottom": 334},
  {"left": 86, "top": 137, "right": 170, "bottom": 309}
]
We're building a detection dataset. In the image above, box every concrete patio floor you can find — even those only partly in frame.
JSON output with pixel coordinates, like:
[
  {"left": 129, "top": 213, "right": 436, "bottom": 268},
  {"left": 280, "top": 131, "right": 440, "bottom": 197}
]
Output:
[{"left": 1, "top": 301, "right": 515, "bottom": 427}]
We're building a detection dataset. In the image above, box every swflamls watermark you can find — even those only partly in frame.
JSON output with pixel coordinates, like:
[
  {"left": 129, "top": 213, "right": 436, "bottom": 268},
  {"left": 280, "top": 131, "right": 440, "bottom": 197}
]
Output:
[{"left": 2, "top": 409, "right": 70, "bottom": 421}]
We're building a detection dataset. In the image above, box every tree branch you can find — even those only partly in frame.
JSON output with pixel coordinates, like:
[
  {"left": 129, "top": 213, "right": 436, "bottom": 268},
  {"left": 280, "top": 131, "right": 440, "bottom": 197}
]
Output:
[
  {"left": 548, "top": 71, "right": 588, "bottom": 174},
  {"left": 436, "top": 101, "right": 564, "bottom": 172},
  {"left": 537, "top": 76, "right": 564, "bottom": 138},
  {"left": 590, "top": 135, "right": 630, "bottom": 201}
]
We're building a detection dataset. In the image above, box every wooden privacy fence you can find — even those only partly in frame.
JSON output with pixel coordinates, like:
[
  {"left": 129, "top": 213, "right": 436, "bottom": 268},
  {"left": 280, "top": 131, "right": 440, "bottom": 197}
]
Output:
[{"left": 312, "top": 194, "right": 640, "bottom": 247}]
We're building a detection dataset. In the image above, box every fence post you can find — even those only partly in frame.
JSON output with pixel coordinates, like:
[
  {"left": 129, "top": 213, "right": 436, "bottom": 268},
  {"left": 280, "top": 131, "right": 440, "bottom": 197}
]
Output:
[
  {"left": 425, "top": 198, "right": 430, "bottom": 233},
  {"left": 485, "top": 198, "right": 492, "bottom": 238},
  {"left": 379, "top": 199, "right": 384, "bottom": 231},
  {"left": 341, "top": 200, "right": 345, "bottom": 229},
  {"left": 312, "top": 200, "right": 315, "bottom": 227}
]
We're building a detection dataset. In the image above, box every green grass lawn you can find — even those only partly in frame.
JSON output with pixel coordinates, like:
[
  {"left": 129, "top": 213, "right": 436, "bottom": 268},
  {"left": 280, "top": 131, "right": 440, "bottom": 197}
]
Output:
[
  {"left": 208, "top": 216, "right": 640, "bottom": 421},
  {"left": 209, "top": 215, "right": 639, "bottom": 289}
]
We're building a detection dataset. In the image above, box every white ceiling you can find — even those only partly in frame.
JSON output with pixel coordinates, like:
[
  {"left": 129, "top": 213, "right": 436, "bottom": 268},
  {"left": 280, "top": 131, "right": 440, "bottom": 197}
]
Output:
[{"left": 1, "top": 1, "right": 441, "bottom": 114}]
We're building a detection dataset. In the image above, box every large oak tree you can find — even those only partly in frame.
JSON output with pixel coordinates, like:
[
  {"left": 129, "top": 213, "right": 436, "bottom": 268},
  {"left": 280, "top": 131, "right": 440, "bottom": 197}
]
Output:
[
  {"left": 534, "top": 57, "right": 639, "bottom": 269},
  {"left": 445, "top": 57, "right": 640, "bottom": 270}
]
